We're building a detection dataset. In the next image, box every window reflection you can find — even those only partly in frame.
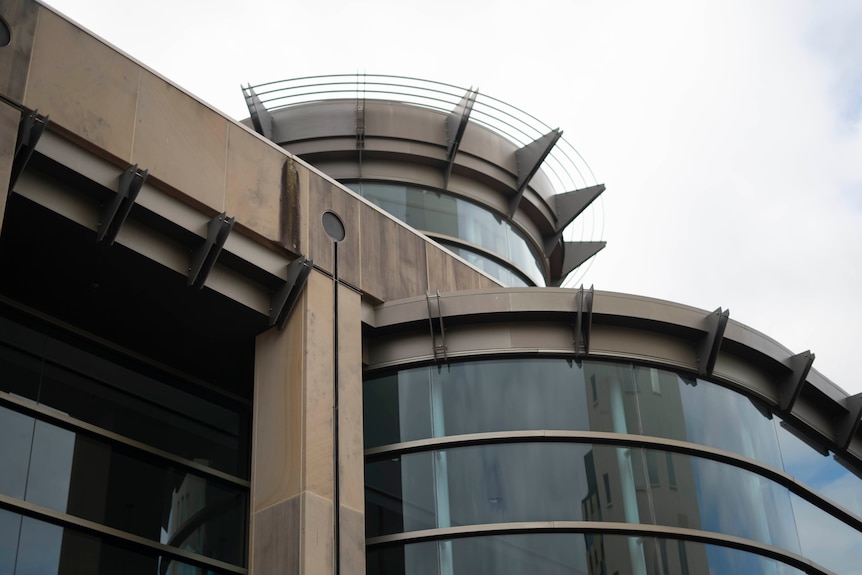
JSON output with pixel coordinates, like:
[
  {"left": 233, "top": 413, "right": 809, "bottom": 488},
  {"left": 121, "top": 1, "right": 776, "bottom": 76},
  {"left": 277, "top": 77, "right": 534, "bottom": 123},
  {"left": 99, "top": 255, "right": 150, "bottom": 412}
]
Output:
[
  {"left": 347, "top": 182, "right": 545, "bottom": 286},
  {"left": 0, "top": 510, "right": 226, "bottom": 575},
  {"left": 365, "top": 358, "right": 862, "bottom": 572},
  {"left": 364, "top": 358, "right": 862, "bottom": 512},
  {"left": 0, "top": 414, "right": 246, "bottom": 566},
  {"left": 366, "top": 443, "right": 803, "bottom": 558}
]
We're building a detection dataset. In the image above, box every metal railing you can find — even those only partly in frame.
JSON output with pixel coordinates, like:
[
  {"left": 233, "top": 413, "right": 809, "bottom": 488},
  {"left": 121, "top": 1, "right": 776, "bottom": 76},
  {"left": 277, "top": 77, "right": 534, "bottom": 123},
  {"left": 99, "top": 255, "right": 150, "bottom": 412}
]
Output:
[{"left": 247, "top": 74, "right": 605, "bottom": 286}]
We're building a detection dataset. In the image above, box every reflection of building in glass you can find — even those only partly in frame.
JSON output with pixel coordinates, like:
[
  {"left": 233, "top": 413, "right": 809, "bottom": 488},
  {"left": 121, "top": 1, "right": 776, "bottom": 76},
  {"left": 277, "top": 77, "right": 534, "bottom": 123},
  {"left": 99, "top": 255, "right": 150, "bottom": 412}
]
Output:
[{"left": 1, "top": 2, "right": 862, "bottom": 574}]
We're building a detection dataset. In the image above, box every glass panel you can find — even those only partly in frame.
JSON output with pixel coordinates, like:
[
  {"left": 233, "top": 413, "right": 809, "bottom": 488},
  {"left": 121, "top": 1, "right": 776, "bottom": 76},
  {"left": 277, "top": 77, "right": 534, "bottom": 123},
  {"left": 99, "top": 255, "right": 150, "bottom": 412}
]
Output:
[
  {"left": 775, "top": 421, "right": 862, "bottom": 519},
  {"left": 367, "top": 535, "right": 808, "bottom": 575},
  {"left": 366, "top": 443, "right": 806, "bottom": 558},
  {"left": 364, "top": 359, "right": 590, "bottom": 448},
  {"left": 366, "top": 359, "right": 795, "bottom": 470},
  {"left": 437, "top": 242, "right": 530, "bottom": 287},
  {"left": 0, "top": 413, "right": 246, "bottom": 566},
  {"left": 38, "top": 361, "right": 243, "bottom": 477},
  {"left": 791, "top": 493, "right": 862, "bottom": 575},
  {"left": 1, "top": 510, "right": 229, "bottom": 575},
  {"left": 348, "top": 182, "right": 545, "bottom": 286},
  {"left": 0, "top": 405, "right": 34, "bottom": 500},
  {"left": 0, "top": 509, "right": 21, "bottom": 575},
  {"left": 0, "top": 343, "right": 42, "bottom": 402}
]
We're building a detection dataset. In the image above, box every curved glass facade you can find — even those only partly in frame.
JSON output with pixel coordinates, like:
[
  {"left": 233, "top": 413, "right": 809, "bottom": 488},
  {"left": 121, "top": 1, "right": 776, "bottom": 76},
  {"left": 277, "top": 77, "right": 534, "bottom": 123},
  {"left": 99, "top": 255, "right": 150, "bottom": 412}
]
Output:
[
  {"left": 364, "top": 358, "right": 862, "bottom": 574},
  {"left": 347, "top": 182, "right": 545, "bottom": 286}
]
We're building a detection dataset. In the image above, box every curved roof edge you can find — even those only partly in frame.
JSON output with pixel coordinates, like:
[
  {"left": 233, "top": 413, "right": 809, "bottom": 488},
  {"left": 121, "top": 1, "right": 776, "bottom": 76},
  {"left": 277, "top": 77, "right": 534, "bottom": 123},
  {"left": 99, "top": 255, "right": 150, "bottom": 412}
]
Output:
[
  {"left": 364, "top": 287, "right": 862, "bottom": 473},
  {"left": 242, "top": 75, "right": 606, "bottom": 287}
]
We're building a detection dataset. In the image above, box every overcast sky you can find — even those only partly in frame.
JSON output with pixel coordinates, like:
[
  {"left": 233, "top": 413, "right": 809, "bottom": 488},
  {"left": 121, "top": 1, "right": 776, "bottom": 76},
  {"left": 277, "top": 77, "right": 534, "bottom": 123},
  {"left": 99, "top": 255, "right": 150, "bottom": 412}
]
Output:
[{"left": 43, "top": 0, "right": 862, "bottom": 395}]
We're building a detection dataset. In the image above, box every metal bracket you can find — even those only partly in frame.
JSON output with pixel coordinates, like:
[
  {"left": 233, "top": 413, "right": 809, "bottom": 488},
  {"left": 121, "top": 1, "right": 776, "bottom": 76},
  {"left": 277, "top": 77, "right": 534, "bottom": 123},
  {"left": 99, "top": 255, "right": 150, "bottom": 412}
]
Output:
[
  {"left": 573, "top": 285, "right": 594, "bottom": 356},
  {"left": 837, "top": 393, "right": 862, "bottom": 451},
  {"left": 544, "top": 184, "right": 606, "bottom": 253},
  {"left": 355, "top": 93, "right": 366, "bottom": 151},
  {"left": 97, "top": 164, "right": 148, "bottom": 245},
  {"left": 188, "top": 212, "right": 235, "bottom": 289},
  {"left": 270, "top": 256, "right": 313, "bottom": 329},
  {"left": 696, "top": 307, "right": 729, "bottom": 377},
  {"left": 426, "top": 290, "right": 448, "bottom": 362},
  {"left": 549, "top": 241, "right": 606, "bottom": 287},
  {"left": 242, "top": 85, "right": 273, "bottom": 140},
  {"left": 777, "top": 351, "right": 815, "bottom": 413},
  {"left": 9, "top": 110, "right": 49, "bottom": 190},
  {"left": 443, "top": 87, "right": 477, "bottom": 189},
  {"left": 509, "top": 129, "right": 562, "bottom": 217}
]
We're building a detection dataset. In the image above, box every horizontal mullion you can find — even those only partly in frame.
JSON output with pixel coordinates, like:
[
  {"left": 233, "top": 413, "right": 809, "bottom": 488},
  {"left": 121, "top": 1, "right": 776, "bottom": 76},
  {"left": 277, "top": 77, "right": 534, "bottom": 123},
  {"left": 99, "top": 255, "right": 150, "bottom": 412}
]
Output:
[
  {"left": 0, "top": 391, "right": 249, "bottom": 488},
  {"left": 365, "top": 429, "right": 862, "bottom": 535},
  {"left": 366, "top": 520, "right": 833, "bottom": 575},
  {"left": 0, "top": 492, "right": 246, "bottom": 575}
]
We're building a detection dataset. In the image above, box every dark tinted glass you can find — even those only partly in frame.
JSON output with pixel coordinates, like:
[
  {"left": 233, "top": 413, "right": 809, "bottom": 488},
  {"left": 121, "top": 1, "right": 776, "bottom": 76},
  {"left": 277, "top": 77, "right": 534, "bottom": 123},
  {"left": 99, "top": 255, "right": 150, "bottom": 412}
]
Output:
[
  {"left": 2, "top": 510, "right": 233, "bottom": 575},
  {"left": 39, "top": 360, "right": 243, "bottom": 476},
  {"left": 1, "top": 416, "right": 246, "bottom": 566},
  {"left": 0, "top": 343, "right": 42, "bottom": 401}
]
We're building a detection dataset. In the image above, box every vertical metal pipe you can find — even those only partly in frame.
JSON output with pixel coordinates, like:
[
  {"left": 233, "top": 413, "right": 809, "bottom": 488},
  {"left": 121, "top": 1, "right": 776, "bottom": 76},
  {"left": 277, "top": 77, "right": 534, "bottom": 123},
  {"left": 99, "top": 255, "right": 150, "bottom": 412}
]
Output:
[{"left": 332, "top": 239, "right": 341, "bottom": 575}]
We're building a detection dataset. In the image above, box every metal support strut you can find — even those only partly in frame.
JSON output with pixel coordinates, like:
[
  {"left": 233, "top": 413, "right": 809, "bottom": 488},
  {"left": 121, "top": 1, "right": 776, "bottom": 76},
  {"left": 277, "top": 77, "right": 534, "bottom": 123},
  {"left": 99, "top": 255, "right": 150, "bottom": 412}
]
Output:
[
  {"left": 97, "top": 164, "right": 148, "bottom": 245},
  {"left": 697, "top": 307, "right": 729, "bottom": 377},
  {"left": 9, "top": 110, "right": 50, "bottom": 190},
  {"left": 426, "top": 290, "right": 448, "bottom": 362},
  {"left": 573, "top": 285, "right": 594, "bottom": 356},
  {"left": 270, "top": 256, "right": 313, "bottom": 329},
  {"left": 188, "top": 212, "right": 235, "bottom": 289}
]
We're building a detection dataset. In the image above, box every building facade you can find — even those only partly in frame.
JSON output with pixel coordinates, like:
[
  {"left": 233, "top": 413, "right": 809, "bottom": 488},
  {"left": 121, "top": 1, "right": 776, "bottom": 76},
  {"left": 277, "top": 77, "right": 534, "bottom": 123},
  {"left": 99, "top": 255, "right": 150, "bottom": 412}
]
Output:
[{"left": 1, "top": 2, "right": 861, "bottom": 574}]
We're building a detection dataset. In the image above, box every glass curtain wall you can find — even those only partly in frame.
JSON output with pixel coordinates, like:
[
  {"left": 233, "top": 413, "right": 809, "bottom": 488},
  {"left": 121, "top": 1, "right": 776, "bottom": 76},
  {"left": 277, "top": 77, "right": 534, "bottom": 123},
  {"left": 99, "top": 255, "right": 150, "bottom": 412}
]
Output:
[{"left": 364, "top": 358, "right": 862, "bottom": 575}]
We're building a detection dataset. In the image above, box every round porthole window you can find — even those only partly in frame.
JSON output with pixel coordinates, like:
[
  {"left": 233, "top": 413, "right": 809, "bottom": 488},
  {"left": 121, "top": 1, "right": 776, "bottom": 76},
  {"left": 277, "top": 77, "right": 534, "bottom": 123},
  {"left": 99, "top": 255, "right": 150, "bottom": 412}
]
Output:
[{"left": 0, "top": 17, "right": 10, "bottom": 48}]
